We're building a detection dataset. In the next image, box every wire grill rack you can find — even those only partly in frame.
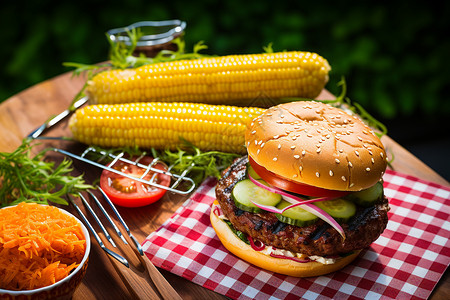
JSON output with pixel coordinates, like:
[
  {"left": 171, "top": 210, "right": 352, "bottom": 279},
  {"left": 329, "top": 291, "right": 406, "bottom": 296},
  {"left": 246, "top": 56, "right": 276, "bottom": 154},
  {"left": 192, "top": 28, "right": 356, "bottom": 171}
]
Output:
[{"left": 53, "top": 146, "right": 196, "bottom": 195}]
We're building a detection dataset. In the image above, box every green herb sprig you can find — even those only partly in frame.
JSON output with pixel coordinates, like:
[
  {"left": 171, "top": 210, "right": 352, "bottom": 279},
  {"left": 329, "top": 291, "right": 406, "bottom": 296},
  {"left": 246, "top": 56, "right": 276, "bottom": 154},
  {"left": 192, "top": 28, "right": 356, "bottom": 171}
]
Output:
[
  {"left": 151, "top": 140, "right": 240, "bottom": 186},
  {"left": 0, "top": 139, "right": 92, "bottom": 207}
]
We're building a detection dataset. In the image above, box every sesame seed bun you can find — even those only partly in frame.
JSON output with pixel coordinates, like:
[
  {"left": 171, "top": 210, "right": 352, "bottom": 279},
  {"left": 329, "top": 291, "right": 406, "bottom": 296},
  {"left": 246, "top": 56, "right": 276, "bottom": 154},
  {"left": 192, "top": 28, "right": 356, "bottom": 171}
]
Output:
[
  {"left": 210, "top": 203, "right": 361, "bottom": 277},
  {"left": 245, "top": 101, "right": 387, "bottom": 192}
]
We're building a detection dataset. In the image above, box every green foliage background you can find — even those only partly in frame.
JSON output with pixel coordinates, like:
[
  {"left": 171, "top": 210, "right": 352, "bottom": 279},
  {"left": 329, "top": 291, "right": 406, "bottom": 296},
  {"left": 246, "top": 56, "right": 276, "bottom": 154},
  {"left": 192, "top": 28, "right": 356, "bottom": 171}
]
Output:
[
  {"left": 1, "top": 1, "right": 449, "bottom": 147},
  {"left": 2, "top": 1, "right": 449, "bottom": 118}
]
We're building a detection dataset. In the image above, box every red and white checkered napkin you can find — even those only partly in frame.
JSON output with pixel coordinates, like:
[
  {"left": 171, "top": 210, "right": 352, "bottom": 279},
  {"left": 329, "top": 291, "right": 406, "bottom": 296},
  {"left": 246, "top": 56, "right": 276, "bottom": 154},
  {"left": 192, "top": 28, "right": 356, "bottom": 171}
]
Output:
[{"left": 142, "top": 170, "right": 450, "bottom": 300}]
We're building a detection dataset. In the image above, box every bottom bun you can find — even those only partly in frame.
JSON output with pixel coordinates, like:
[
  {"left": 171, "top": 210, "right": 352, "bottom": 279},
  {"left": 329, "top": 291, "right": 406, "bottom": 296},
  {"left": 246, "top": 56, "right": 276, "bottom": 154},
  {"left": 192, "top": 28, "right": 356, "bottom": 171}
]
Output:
[{"left": 210, "top": 203, "right": 361, "bottom": 277}]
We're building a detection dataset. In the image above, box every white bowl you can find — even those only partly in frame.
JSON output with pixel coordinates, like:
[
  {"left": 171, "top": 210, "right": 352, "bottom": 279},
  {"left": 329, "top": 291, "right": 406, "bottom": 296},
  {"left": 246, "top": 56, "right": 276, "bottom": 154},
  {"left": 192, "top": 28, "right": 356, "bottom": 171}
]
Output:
[{"left": 0, "top": 204, "right": 91, "bottom": 300}]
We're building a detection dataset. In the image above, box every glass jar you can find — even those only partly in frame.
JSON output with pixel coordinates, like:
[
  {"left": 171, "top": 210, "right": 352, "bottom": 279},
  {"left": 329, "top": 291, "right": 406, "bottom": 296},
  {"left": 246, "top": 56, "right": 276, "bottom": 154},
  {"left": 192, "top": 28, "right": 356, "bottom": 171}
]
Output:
[{"left": 107, "top": 20, "right": 186, "bottom": 57}]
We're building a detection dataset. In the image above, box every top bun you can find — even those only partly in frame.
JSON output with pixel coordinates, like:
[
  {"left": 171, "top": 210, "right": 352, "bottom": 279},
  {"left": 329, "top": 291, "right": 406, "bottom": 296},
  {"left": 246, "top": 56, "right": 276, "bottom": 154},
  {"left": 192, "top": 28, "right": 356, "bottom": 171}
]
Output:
[{"left": 245, "top": 101, "right": 387, "bottom": 191}]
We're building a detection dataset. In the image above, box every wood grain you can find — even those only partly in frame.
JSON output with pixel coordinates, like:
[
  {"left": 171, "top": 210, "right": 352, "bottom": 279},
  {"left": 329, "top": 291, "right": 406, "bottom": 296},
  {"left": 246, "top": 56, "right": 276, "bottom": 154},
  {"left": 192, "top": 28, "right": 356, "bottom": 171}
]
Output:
[{"left": 0, "top": 72, "right": 448, "bottom": 300}]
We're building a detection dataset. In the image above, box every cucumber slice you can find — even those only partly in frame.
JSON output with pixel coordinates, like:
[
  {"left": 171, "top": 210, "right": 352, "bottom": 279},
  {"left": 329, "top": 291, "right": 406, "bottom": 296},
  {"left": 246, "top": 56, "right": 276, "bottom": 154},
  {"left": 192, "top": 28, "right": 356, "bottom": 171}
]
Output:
[
  {"left": 232, "top": 179, "right": 281, "bottom": 213},
  {"left": 275, "top": 200, "right": 318, "bottom": 227},
  {"left": 314, "top": 198, "right": 356, "bottom": 223},
  {"left": 247, "top": 164, "right": 261, "bottom": 180},
  {"left": 349, "top": 181, "right": 384, "bottom": 207}
]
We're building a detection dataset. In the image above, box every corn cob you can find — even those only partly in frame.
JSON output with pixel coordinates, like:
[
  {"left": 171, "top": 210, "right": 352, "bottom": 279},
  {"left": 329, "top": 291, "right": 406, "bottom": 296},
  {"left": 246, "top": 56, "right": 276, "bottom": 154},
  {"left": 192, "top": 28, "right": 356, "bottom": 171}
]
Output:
[
  {"left": 69, "top": 102, "right": 265, "bottom": 154},
  {"left": 87, "top": 51, "right": 331, "bottom": 105}
]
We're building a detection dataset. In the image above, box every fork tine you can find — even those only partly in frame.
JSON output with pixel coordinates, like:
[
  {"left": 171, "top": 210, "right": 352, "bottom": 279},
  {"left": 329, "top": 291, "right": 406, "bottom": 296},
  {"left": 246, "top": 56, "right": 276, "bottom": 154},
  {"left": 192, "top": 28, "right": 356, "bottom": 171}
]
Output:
[
  {"left": 97, "top": 186, "right": 144, "bottom": 256},
  {"left": 68, "top": 195, "right": 129, "bottom": 267},
  {"left": 78, "top": 192, "right": 117, "bottom": 248},
  {"left": 87, "top": 190, "right": 128, "bottom": 245}
]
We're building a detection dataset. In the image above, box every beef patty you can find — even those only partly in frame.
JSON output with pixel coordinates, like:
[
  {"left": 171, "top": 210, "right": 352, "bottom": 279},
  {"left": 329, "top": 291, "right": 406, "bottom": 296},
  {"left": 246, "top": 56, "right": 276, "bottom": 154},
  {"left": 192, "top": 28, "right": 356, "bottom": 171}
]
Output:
[{"left": 215, "top": 156, "right": 390, "bottom": 256}]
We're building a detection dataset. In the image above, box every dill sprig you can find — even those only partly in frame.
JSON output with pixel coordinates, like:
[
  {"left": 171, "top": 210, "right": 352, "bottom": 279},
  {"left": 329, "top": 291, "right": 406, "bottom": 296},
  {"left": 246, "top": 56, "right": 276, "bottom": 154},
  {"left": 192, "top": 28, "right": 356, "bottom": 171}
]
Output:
[{"left": 0, "top": 139, "right": 92, "bottom": 207}]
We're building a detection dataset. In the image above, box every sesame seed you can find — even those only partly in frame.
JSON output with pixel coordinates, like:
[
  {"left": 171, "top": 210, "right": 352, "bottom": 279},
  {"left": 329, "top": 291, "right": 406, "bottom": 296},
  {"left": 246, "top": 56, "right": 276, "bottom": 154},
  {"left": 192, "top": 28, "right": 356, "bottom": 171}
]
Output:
[
  {"left": 307, "top": 134, "right": 313, "bottom": 138},
  {"left": 258, "top": 140, "right": 262, "bottom": 145},
  {"left": 369, "top": 150, "right": 373, "bottom": 156},
  {"left": 366, "top": 167, "right": 371, "bottom": 172},
  {"left": 355, "top": 150, "right": 360, "bottom": 157},
  {"left": 278, "top": 144, "right": 282, "bottom": 149},
  {"left": 380, "top": 152, "right": 384, "bottom": 158},
  {"left": 247, "top": 141, "right": 250, "bottom": 147},
  {"left": 329, "top": 170, "right": 334, "bottom": 176},
  {"left": 273, "top": 157, "right": 278, "bottom": 161},
  {"left": 267, "top": 113, "right": 272, "bottom": 116},
  {"left": 348, "top": 162, "right": 353, "bottom": 168},
  {"left": 357, "top": 136, "right": 363, "bottom": 141},
  {"left": 316, "top": 172, "right": 320, "bottom": 178},
  {"left": 341, "top": 176, "right": 347, "bottom": 182},
  {"left": 293, "top": 174, "right": 298, "bottom": 178},
  {"left": 316, "top": 144, "right": 321, "bottom": 148},
  {"left": 274, "top": 135, "right": 279, "bottom": 139},
  {"left": 254, "top": 140, "right": 258, "bottom": 145},
  {"left": 261, "top": 142, "right": 265, "bottom": 148},
  {"left": 302, "top": 150, "right": 306, "bottom": 156},
  {"left": 335, "top": 159, "right": 340, "bottom": 164},
  {"left": 276, "top": 120, "right": 283, "bottom": 124},
  {"left": 326, "top": 134, "right": 331, "bottom": 139},
  {"left": 339, "top": 149, "right": 344, "bottom": 153},
  {"left": 350, "top": 183, "right": 355, "bottom": 188},
  {"left": 257, "top": 149, "right": 260, "bottom": 155},
  {"left": 316, "top": 148, "right": 321, "bottom": 153},
  {"left": 371, "top": 158, "right": 375, "bottom": 164},
  {"left": 292, "top": 136, "right": 297, "bottom": 141},
  {"left": 294, "top": 155, "right": 300, "bottom": 159},
  {"left": 291, "top": 145, "right": 296, "bottom": 150},
  {"left": 250, "top": 122, "right": 254, "bottom": 127},
  {"left": 299, "top": 166, "right": 303, "bottom": 171}
]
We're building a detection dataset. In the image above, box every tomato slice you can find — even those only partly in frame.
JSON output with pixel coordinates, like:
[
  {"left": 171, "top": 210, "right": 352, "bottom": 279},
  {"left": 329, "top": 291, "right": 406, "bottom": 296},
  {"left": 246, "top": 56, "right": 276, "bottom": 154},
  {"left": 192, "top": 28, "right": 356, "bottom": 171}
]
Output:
[
  {"left": 248, "top": 156, "right": 349, "bottom": 197},
  {"left": 99, "top": 156, "right": 171, "bottom": 207}
]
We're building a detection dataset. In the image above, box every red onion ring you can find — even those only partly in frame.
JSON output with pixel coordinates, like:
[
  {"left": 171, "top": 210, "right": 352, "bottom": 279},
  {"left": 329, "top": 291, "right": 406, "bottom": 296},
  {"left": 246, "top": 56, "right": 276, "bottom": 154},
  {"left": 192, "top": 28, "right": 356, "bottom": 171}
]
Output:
[
  {"left": 213, "top": 205, "right": 222, "bottom": 217},
  {"left": 269, "top": 253, "right": 311, "bottom": 263},
  {"left": 248, "top": 175, "right": 346, "bottom": 240},
  {"left": 248, "top": 236, "right": 265, "bottom": 251}
]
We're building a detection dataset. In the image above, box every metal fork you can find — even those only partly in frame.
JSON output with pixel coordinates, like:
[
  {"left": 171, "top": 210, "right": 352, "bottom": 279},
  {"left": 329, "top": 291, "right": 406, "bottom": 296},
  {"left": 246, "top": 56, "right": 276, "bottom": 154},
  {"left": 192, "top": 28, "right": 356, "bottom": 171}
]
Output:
[{"left": 69, "top": 187, "right": 182, "bottom": 300}]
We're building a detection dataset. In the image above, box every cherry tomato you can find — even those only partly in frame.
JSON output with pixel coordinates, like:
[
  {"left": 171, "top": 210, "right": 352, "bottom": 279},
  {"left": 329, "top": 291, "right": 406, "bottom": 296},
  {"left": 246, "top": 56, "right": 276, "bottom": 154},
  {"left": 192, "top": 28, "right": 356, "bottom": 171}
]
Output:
[
  {"left": 248, "top": 156, "right": 349, "bottom": 197},
  {"left": 99, "top": 156, "right": 171, "bottom": 207}
]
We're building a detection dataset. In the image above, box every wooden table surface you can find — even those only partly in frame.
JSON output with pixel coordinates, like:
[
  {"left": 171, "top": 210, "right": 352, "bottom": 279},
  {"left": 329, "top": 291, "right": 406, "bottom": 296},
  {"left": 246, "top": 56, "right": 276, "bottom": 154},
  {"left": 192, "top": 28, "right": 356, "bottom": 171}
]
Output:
[{"left": 0, "top": 72, "right": 448, "bottom": 299}]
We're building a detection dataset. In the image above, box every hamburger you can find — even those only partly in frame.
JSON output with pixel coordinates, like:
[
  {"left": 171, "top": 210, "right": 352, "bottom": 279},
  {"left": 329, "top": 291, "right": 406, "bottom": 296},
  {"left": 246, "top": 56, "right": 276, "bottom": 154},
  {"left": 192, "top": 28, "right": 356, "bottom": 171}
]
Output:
[{"left": 211, "top": 101, "right": 390, "bottom": 277}]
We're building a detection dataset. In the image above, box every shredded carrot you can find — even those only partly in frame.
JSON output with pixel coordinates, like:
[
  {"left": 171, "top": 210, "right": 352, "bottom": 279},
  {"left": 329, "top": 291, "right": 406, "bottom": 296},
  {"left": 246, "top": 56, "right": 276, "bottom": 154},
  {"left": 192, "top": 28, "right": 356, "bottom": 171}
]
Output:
[{"left": 0, "top": 202, "right": 86, "bottom": 291}]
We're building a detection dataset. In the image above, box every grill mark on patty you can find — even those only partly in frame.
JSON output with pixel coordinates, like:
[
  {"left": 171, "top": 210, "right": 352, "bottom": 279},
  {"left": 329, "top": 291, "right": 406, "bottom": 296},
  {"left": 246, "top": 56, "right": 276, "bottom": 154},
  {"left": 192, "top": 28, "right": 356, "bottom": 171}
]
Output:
[
  {"left": 222, "top": 156, "right": 247, "bottom": 178},
  {"left": 309, "top": 223, "right": 331, "bottom": 241},
  {"left": 269, "top": 221, "right": 288, "bottom": 234},
  {"left": 254, "top": 220, "right": 264, "bottom": 231},
  {"left": 347, "top": 206, "right": 376, "bottom": 231},
  {"left": 234, "top": 208, "right": 246, "bottom": 217}
]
